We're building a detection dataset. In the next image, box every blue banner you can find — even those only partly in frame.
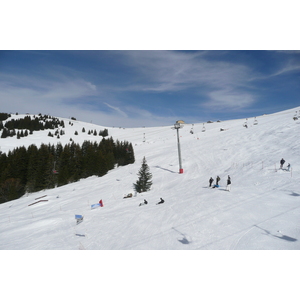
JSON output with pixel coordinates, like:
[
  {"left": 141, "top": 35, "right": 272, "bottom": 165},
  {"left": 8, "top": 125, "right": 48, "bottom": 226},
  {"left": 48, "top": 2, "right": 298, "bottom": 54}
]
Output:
[{"left": 91, "top": 203, "right": 100, "bottom": 209}]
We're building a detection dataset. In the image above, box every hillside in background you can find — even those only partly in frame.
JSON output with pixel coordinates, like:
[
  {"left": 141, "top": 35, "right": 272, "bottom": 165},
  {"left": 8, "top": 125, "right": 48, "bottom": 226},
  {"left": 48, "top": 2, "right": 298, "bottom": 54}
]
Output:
[
  {"left": 0, "top": 107, "right": 300, "bottom": 250},
  {"left": 0, "top": 114, "right": 135, "bottom": 202}
]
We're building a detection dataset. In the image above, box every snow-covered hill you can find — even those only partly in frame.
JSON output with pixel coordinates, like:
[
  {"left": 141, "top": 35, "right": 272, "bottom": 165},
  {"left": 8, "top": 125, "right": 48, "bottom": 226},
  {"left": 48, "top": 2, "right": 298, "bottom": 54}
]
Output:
[{"left": 1, "top": 108, "right": 300, "bottom": 250}]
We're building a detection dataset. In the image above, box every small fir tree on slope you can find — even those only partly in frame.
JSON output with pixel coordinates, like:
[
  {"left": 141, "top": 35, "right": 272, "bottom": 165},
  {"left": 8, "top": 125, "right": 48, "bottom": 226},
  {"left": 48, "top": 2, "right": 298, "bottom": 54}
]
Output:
[{"left": 133, "top": 156, "right": 152, "bottom": 193}]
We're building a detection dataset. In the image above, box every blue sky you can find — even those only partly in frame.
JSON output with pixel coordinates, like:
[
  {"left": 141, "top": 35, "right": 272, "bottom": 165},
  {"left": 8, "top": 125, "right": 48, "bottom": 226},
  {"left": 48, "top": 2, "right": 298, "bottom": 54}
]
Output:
[{"left": 1, "top": 50, "right": 299, "bottom": 127}]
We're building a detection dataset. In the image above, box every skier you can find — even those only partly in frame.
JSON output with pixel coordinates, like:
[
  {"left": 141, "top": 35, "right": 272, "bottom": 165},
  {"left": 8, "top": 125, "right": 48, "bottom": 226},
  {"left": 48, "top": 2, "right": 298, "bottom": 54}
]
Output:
[
  {"left": 287, "top": 163, "right": 291, "bottom": 171},
  {"left": 157, "top": 198, "right": 165, "bottom": 205},
  {"left": 216, "top": 176, "right": 220, "bottom": 186},
  {"left": 209, "top": 177, "right": 214, "bottom": 187},
  {"left": 280, "top": 158, "right": 285, "bottom": 169},
  {"left": 139, "top": 199, "right": 148, "bottom": 206},
  {"left": 226, "top": 176, "right": 231, "bottom": 191}
]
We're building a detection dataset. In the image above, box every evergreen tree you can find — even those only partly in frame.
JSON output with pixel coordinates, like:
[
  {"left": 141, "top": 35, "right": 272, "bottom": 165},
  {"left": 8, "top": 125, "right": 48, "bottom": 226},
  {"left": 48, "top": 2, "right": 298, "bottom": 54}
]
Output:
[
  {"left": 1, "top": 128, "right": 8, "bottom": 138},
  {"left": 0, "top": 178, "right": 24, "bottom": 203},
  {"left": 26, "top": 144, "right": 39, "bottom": 192},
  {"left": 57, "top": 144, "right": 72, "bottom": 186},
  {"left": 133, "top": 156, "right": 152, "bottom": 193},
  {"left": 0, "top": 113, "right": 11, "bottom": 121},
  {"left": 33, "top": 144, "right": 51, "bottom": 191},
  {"left": 10, "top": 129, "right": 16, "bottom": 137},
  {"left": 69, "top": 143, "right": 83, "bottom": 182},
  {"left": 99, "top": 128, "right": 108, "bottom": 137}
]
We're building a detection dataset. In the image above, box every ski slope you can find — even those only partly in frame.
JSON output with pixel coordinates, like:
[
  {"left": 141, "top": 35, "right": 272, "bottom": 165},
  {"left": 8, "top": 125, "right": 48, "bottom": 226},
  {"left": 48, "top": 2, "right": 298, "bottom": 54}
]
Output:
[{"left": 0, "top": 107, "right": 300, "bottom": 250}]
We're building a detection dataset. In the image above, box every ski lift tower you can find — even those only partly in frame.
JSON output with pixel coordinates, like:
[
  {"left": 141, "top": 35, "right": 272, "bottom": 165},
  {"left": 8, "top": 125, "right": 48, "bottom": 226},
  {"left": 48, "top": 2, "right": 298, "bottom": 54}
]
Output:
[{"left": 172, "top": 120, "right": 184, "bottom": 174}]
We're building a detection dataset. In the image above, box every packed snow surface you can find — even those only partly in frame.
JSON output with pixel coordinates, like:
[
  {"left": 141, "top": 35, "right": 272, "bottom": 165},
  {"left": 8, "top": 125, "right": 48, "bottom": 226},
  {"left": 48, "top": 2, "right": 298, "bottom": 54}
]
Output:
[{"left": 1, "top": 108, "right": 300, "bottom": 250}]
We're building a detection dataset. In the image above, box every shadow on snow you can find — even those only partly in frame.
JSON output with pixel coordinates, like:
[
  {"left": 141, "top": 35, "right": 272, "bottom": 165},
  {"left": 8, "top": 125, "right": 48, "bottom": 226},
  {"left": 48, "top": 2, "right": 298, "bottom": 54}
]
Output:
[
  {"left": 255, "top": 225, "right": 297, "bottom": 242},
  {"left": 172, "top": 227, "right": 192, "bottom": 245}
]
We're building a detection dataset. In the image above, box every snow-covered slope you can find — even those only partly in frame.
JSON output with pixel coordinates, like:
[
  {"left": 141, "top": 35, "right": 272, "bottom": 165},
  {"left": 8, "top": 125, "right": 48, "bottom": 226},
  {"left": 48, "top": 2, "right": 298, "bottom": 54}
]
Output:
[{"left": 1, "top": 108, "right": 300, "bottom": 250}]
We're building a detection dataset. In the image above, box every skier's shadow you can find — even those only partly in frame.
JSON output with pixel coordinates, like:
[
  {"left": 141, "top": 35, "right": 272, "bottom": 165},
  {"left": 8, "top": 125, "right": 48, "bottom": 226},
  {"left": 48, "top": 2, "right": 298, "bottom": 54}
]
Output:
[
  {"left": 178, "top": 237, "right": 190, "bottom": 244},
  {"left": 155, "top": 166, "right": 177, "bottom": 173},
  {"left": 172, "top": 227, "right": 192, "bottom": 244},
  {"left": 75, "top": 233, "right": 86, "bottom": 237},
  {"left": 290, "top": 192, "right": 300, "bottom": 197},
  {"left": 254, "top": 225, "right": 297, "bottom": 242}
]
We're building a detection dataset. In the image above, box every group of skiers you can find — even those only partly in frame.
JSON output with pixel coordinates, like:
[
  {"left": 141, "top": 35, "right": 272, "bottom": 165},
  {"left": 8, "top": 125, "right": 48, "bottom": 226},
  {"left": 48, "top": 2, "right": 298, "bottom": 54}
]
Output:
[
  {"left": 280, "top": 158, "right": 291, "bottom": 171},
  {"left": 206, "top": 158, "right": 291, "bottom": 193},
  {"left": 209, "top": 175, "right": 231, "bottom": 191},
  {"left": 139, "top": 198, "right": 165, "bottom": 206}
]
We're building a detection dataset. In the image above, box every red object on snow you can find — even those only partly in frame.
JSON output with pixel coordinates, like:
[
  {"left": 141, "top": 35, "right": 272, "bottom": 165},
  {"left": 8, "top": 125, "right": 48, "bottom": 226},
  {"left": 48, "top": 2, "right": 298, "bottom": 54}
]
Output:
[{"left": 99, "top": 200, "right": 103, "bottom": 207}]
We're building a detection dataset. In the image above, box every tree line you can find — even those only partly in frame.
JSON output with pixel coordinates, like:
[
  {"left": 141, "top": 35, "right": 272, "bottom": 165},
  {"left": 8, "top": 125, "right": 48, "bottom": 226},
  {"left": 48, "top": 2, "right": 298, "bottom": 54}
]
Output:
[
  {"left": 0, "top": 114, "right": 65, "bottom": 138},
  {"left": 0, "top": 113, "right": 11, "bottom": 121},
  {"left": 0, "top": 114, "right": 110, "bottom": 139},
  {"left": 0, "top": 138, "right": 135, "bottom": 203}
]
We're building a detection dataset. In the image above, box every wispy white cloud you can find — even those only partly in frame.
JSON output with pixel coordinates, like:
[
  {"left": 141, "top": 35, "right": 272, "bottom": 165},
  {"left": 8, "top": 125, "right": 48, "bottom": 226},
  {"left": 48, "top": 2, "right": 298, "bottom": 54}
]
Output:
[
  {"left": 249, "top": 51, "right": 300, "bottom": 81},
  {"left": 0, "top": 71, "right": 98, "bottom": 116},
  {"left": 269, "top": 64, "right": 300, "bottom": 77},
  {"left": 103, "top": 102, "right": 128, "bottom": 118},
  {"left": 203, "top": 89, "right": 256, "bottom": 111},
  {"left": 0, "top": 72, "right": 97, "bottom": 100}
]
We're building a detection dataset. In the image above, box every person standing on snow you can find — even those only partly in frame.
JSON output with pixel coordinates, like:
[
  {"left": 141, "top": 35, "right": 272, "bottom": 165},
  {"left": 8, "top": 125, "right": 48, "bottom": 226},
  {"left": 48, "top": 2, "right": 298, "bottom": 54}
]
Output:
[
  {"left": 209, "top": 177, "right": 214, "bottom": 187},
  {"left": 280, "top": 158, "right": 285, "bottom": 169},
  {"left": 226, "top": 176, "right": 231, "bottom": 191},
  {"left": 287, "top": 163, "right": 291, "bottom": 171},
  {"left": 212, "top": 176, "right": 220, "bottom": 188}
]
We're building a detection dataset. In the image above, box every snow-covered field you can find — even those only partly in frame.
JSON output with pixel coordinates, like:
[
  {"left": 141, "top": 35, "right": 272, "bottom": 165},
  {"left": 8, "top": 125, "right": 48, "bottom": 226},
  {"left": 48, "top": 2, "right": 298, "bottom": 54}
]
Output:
[
  {"left": 1, "top": 108, "right": 300, "bottom": 298},
  {"left": 1, "top": 108, "right": 300, "bottom": 250}
]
